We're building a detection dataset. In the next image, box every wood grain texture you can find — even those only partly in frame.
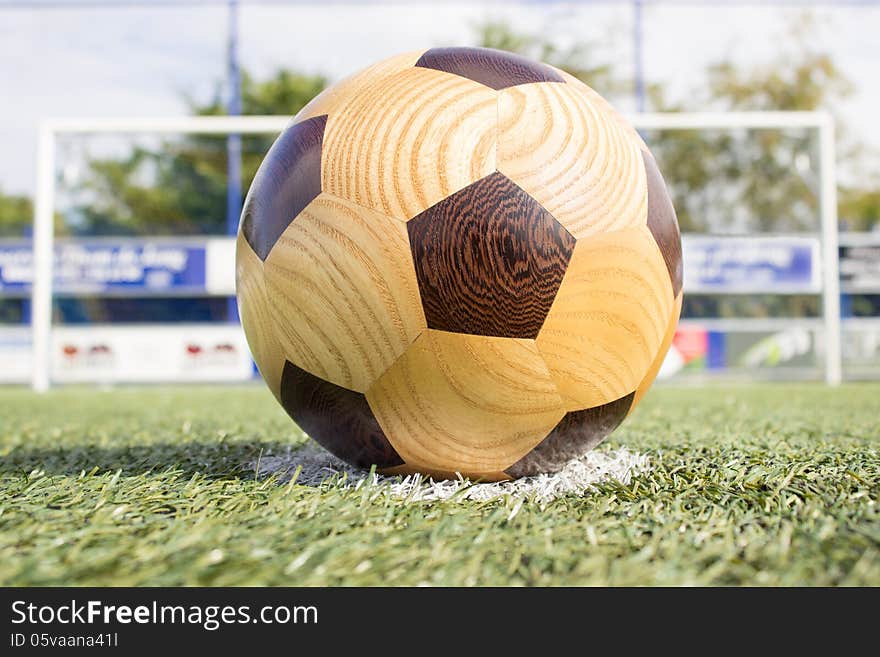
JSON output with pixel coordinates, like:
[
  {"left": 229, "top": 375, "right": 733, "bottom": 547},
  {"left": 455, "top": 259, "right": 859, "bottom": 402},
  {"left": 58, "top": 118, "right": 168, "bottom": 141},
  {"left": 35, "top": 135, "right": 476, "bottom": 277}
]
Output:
[
  {"left": 292, "top": 51, "right": 426, "bottom": 124},
  {"left": 630, "top": 291, "right": 682, "bottom": 413},
  {"left": 497, "top": 81, "right": 647, "bottom": 240},
  {"left": 407, "top": 172, "right": 575, "bottom": 339},
  {"left": 321, "top": 66, "right": 497, "bottom": 221},
  {"left": 535, "top": 226, "right": 675, "bottom": 411},
  {"left": 559, "top": 70, "right": 651, "bottom": 153},
  {"left": 234, "top": 233, "right": 285, "bottom": 399},
  {"left": 240, "top": 114, "right": 326, "bottom": 261},
  {"left": 505, "top": 392, "right": 635, "bottom": 478},
  {"left": 279, "top": 360, "right": 404, "bottom": 470},
  {"left": 263, "top": 192, "right": 426, "bottom": 394},
  {"left": 644, "top": 151, "right": 683, "bottom": 296},
  {"left": 365, "top": 330, "right": 566, "bottom": 478},
  {"left": 415, "top": 46, "right": 564, "bottom": 90}
]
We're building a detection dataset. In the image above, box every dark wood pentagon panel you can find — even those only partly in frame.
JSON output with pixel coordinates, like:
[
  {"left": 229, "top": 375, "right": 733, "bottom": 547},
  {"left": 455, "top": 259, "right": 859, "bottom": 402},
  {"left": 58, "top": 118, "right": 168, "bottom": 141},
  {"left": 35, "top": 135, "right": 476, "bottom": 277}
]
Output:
[
  {"left": 240, "top": 114, "right": 326, "bottom": 261},
  {"left": 408, "top": 172, "right": 576, "bottom": 339},
  {"left": 643, "top": 152, "right": 683, "bottom": 296},
  {"left": 279, "top": 360, "right": 404, "bottom": 469},
  {"left": 504, "top": 392, "right": 635, "bottom": 478},
  {"left": 415, "top": 46, "right": 564, "bottom": 90}
]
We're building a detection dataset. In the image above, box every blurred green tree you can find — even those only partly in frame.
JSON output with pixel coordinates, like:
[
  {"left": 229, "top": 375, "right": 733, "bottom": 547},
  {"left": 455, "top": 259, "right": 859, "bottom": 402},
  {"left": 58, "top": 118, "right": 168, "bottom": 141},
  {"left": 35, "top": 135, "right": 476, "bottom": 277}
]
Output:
[
  {"left": 0, "top": 188, "right": 36, "bottom": 237},
  {"left": 475, "top": 19, "right": 626, "bottom": 100},
  {"left": 71, "top": 70, "right": 326, "bottom": 235},
  {"left": 647, "top": 19, "right": 859, "bottom": 234},
  {"left": 839, "top": 183, "right": 880, "bottom": 232}
]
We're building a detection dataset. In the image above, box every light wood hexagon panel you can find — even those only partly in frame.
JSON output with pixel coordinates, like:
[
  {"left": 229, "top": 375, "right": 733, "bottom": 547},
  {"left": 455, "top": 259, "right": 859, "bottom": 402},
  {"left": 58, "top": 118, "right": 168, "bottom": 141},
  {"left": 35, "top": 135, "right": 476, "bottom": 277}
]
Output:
[
  {"left": 235, "top": 233, "right": 286, "bottom": 399},
  {"left": 263, "top": 193, "right": 426, "bottom": 393},
  {"left": 536, "top": 226, "right": 675, "bottom": 411},
  {"left": 321, "top": 66, "right": 497, "bottom": 221},
  {"left": 366, "top": 330, "right": 567, "bottom": 478},
  {"left": 497, "top": 81, "right": 647, "bottom": 240}
]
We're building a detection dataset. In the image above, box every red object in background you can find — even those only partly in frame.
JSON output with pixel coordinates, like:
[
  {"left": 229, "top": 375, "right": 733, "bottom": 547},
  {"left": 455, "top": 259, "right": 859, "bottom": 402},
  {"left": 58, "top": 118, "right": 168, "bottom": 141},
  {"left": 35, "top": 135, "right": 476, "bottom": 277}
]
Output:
[
  {"left": 186, "top": 344, "right": 202, "bottom": 356},
  {"left": 62, "top": 345, "right": 78, "bottom": 357},
  {"left": 672, "top": 327, "right": 708, "bottom": 365}
]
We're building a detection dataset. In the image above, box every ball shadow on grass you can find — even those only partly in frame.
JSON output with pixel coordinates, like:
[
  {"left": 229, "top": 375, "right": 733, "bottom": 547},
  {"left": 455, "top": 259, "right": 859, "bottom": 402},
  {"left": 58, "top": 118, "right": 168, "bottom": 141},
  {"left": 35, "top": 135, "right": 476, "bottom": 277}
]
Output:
[{"left": 0, "top": 439, "right": 299, "bottom": 482}]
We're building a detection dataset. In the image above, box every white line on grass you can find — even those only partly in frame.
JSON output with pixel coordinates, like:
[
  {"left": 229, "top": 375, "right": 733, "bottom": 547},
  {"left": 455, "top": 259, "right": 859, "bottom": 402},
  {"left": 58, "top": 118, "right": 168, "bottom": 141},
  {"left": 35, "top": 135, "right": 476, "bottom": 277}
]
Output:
[{"left": 251, "top": 442, "right": 650, "bottom": 503}]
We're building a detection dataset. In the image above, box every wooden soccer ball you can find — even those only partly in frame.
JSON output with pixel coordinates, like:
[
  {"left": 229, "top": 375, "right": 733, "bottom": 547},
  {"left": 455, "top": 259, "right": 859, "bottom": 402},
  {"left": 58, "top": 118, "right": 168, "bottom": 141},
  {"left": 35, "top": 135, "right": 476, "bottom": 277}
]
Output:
[{"left": 236, "top": 47, "right": 682, "bottom": 480}]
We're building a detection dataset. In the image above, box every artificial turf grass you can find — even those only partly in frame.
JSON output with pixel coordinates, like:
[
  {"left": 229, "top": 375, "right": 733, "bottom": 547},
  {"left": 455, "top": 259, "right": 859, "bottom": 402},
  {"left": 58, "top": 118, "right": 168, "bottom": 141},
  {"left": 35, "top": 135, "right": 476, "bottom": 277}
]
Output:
[{"left": 0, "top": 383, "right": 876, "bottom": 586}]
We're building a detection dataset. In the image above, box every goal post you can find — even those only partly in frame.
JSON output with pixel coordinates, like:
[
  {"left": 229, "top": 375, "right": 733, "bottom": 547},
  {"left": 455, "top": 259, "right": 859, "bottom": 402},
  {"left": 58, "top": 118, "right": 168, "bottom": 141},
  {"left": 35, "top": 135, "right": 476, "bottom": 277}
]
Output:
[
  {"left": 29, "top": 111, "right": 841, "bottom": 391},
  {"left": 31, "top": 116, "right": 291, "bottom": 393},
  {"left": 632, "top": 111, "right": 840, "bottom": 386}
]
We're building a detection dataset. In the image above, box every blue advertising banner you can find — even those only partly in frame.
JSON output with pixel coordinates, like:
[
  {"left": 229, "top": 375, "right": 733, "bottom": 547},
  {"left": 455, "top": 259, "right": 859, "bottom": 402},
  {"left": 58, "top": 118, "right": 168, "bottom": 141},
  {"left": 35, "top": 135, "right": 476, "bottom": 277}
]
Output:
[
  {"left": 0, "top": 240, "right": 208, "bottom": 296},
  {"left": 682, "top": 236, "right": 821, "bottom": 294},
  {"left": 1, "top": 236, "right": 824, "bottom": 297}
]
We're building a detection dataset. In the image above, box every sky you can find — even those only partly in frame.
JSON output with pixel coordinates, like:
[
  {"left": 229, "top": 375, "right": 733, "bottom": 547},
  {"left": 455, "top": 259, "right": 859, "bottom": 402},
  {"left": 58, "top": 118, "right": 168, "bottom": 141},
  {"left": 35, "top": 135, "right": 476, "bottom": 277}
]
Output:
[{"left": 0, "top": 1, "right": 877, "bottom": 197}]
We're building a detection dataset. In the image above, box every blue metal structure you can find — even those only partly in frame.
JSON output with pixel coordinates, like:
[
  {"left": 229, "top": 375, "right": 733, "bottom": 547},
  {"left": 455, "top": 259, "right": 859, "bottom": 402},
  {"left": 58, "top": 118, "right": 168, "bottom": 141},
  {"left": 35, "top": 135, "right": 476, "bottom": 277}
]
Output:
[
  {"left": 226, "top": 0, "right": 241, "bottom": 321},
  {"left": 633, "top": 0, "right": 645, "bottom": 112}
]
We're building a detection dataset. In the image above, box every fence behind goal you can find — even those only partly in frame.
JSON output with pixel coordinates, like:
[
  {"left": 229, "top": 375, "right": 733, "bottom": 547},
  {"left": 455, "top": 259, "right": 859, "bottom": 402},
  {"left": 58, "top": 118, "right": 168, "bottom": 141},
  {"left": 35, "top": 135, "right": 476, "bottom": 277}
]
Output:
[{"left": 2, "top": 112, "right": 875, "bottom": 390}]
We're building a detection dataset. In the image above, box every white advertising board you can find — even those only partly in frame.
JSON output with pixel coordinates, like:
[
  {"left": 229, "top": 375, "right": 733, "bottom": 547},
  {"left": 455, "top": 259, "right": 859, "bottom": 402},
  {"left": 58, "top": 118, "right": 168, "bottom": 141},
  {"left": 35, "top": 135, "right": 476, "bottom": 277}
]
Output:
[{"left": 0, "top": 324, "right": 254, "bottom": 384}]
